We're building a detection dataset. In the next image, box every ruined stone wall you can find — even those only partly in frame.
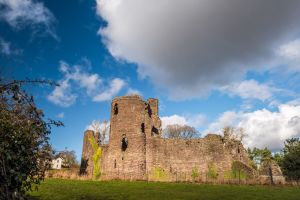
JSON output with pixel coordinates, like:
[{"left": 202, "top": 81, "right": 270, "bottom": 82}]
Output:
[
  {"left": 81, "top": 95, "right": 256, "bottom": 182},
  {"left": 80, "top": 130, "right": 109, "bottom": 177},
  {"left": 145, "top": 134, "right": 253, "bottom": 182},
  {"left": 80, "top": 130, "right": 94, "bottom": 176}
]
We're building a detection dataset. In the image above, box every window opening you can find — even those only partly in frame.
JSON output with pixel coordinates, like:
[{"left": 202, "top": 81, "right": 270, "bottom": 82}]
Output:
[
  {"left": 121, "top": 134, "right": 128, "bottom": 151},
  {"left": 141, "top": 123, "right": 145, "bottom": 133},
  {"left": 114, "top": 103, "right": 118, "bottom": 115}
]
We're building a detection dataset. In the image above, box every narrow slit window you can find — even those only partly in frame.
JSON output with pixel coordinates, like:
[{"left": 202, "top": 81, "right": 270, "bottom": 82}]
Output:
[
  {"left": 114, "top": 103, "right": 118, "bottom": 115},
  {"left": 141, "top": 123, "right": 145, "bottom": 133},
  {"left": 121, "top": 135, "right": 128, "bottom": 151},
  {"left": 114, "top": 159, "right": 117, "bottom": 168}
]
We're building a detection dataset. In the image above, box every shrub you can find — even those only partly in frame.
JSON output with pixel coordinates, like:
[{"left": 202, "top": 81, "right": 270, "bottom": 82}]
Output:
[{"left": 207, "top": 162, "right": 218, "bottom": 179}]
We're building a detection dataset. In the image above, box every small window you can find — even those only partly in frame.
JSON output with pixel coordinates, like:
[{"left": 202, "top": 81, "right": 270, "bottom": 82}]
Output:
[
  {"left": 237, "top": 146, "right": 240, "bottom": 154},
  {"left": 141, "top": 123, "right": 145, "bottom": 133},
  {"left": 114, "top": 103, "right": 118, "bottom": 115},
  {"left": 114, "top": 159, "right": 117, "bottom": 168},
  {"left": 121, "top": 135, "right": 128, "bottom": 151}
]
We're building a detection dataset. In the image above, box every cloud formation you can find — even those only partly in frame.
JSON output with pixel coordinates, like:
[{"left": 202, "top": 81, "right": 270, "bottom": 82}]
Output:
[
  {"left": 48, "top": 78, "right": 77, "bottom": 107},
  {"left": 0, "top": 0, "right": 57, "bottom": 38},
  {"left": 93, "top": 78, "right": 126, "bottom": 102},
  {"left": 48, "top": 60, "right": 127, "bottom": 107},
  {"left": 96, "top": 0, "right": 300, "bottom": 99},
  {"left": 277, "top": 39, "right": 300, "bottom": 71},
  {"left": 0, "top": 38, "right": 22, "bottom": 55},
  {"left": 220, "top": 80, "right": 273, "bottom": 101},
  {"left": 161, "top": 114, "right": 207, "bottom": 129},
  {"left": 205, "top": 103, "right": 300, "bottom": 151}
]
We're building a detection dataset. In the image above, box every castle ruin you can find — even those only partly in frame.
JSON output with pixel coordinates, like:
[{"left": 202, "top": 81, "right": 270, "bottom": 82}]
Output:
[{"left": 80, "top": 95, "right": 281, "bottom": 182}]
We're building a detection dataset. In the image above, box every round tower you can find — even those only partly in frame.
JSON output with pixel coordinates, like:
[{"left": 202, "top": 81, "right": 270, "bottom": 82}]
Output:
[{"left": 107, "top": 95, "right": 147, "bottom": 180}]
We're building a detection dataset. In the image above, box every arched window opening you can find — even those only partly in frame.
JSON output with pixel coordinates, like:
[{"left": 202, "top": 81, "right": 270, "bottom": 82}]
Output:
[
  {"left": 114, "top": 103, "right": 118, "bottom": 115},
  {"left": 141, "top": 123, "right": 145, "bottom": 133},
  {"left": 121, "top": 134, "right": 128, "bottom": 151}
]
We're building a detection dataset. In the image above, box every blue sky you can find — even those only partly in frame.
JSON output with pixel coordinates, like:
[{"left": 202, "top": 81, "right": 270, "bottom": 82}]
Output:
[{"left": 1, "top": 0, "right": 300, "bottom": 160}]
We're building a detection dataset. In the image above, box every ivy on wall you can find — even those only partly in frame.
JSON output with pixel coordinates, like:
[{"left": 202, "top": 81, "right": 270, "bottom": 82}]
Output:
[
  {"left": 207, "top": 162, "right": 218, "bottom": 179},
  {"left": 151, "top": 166, "right": 167, "bottom": 181},
  {"left": 224, "top": 161, "right": 247, "bottom": 180},
  {"left": 88, "top": 136, "right": 102, "bottom": 179},
  {"left": 191, "top": 167, "right": 199, "bottom": 181}
]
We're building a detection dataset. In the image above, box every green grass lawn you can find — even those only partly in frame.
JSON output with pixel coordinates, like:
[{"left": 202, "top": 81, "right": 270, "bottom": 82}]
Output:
[{"left": 27, "top": 179, "right": 300, "bottom": 200}]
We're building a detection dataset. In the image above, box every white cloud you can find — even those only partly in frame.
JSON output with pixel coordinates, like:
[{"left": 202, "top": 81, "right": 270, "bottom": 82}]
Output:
[
  {"left": 0, "top": 38, "right": 11, "bottom": 55},
  {"left": 48, "top": 60, "right": 126, "bottom": 106},
  {"left": 126, "top": 88, "right": 141, "bottom": 96},
  {"left": 277, "top": 39, "right": 300, "bottom": 71},
  {"left": 96, "top": 0, "right": 300, "bottom": 99},
  {"left": 205, "top": 104, "right": 300, "bottom": 151},
  {"left": 161, "top": 115, "right": 188, "bottom": 129},
  {"left": 93, "top": 78, "right": 126, "bottom": 102},
  {"left": 161, "top": 114, "right": 207, "bottom": 129},
  {"left": 278, "top": 39, "right": 300, "bottom": 61},
  {"left": 0, "top": 38, "right": 22, "bottom": 55},
  {"left": 48, "top": 79, "right": 77, "bottom": 107},
  {"left": 206, "top": 111, "right": 240, "bottom": 134},
  {"left": 56, "top": 112, "right": 65, "bottom": 119},
  {"left": 0, "top": 0, "right": 56, "bottom": 38},
  {"left": 220, "top": 80, "right": 273, "bottom": 101}
]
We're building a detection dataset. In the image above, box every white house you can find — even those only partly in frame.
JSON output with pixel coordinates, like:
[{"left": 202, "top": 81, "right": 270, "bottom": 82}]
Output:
[{"left": 51, "top": 157, "right": 64, "bottom": 169}]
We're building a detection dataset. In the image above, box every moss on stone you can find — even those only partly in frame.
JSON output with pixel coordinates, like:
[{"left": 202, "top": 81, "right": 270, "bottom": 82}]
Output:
[
  {"left": 207, "top": 162, "right": 218, "bottom": 179},
  {"left": 88, "top": 136, "right": 102, "bottom": 179},
  {"left": 191, "top": 167, "right": 199, "bottom": 181}
]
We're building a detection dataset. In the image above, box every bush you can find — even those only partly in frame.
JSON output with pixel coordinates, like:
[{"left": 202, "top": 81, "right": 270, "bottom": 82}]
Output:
[{"left": 0, "top": 80, "right": 62, "bottom": 200}]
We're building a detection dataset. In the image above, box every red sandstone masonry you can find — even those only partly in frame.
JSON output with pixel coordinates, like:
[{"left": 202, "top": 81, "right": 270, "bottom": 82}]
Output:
[{"left": 81, "top": 95, "right": 258, "bottom": 182}]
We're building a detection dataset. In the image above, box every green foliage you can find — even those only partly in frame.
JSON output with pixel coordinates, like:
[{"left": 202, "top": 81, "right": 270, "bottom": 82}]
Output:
[
  {"left": 191, "top": 167, "right": 199, "bottom": 181},
  {"left": 273, "top": 152, "right": 284, "bottom": 166},
  {"left": 281, "top": 138, "right": 300, "bottom": 181},
  {"left": 152, "top": 166, "right": 166, "bottom": 180},
  {"left": 0, "top": 79, "right": 62, "bottom": 200},
  {"left": 224, "top": 162, "right": 247, "bottom": 180},
  {"left": 207, "top": 162, "right": 218, "bottom": 179},
  {"left": 28, "top": 179, "right": 300, "bottom": 200},
  {"left": 247, "top": 147, "right": 272, "bottom": 168},
  {"left": 88, "top": 136, "right": 102, "bottom": 179}
]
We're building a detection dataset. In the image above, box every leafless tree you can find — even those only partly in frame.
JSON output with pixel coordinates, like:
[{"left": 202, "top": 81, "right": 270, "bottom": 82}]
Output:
[
  {"left": 163, "top": 124, "right": 198, "bottom": 139},
  {"left": 89, "top": 120, "right": 110, "bottom": 144},
  {"left": 223, "top": 126, "right": 246, "bottom": 142}
]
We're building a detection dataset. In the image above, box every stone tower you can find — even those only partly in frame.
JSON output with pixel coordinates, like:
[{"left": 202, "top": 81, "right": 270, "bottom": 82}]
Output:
[
  {"left": 80, "top": 130, "right": 97, "bottom": 175},
  {"left": 106, "top": 95, "right": 160, "bottom": 180}
]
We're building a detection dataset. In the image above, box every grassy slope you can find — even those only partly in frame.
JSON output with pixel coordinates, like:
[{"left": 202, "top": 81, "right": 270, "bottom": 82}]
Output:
[{"left": 28, "top": 179, "right": 300, "bottom": 200}]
